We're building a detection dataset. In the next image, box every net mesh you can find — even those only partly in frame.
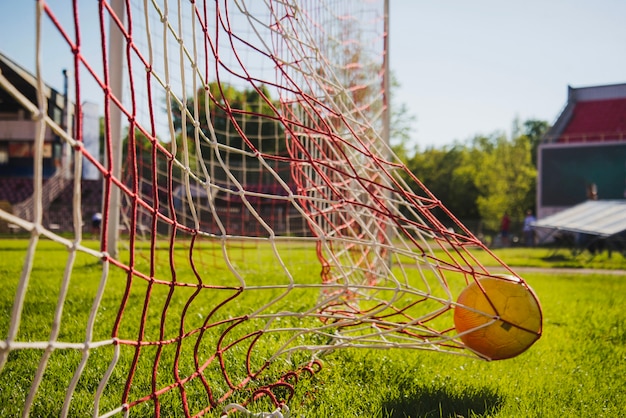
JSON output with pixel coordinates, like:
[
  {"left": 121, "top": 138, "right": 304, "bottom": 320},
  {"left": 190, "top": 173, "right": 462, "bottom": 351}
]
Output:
[{"left": 0, "top": 1, "right": 541, "bottom": 416}]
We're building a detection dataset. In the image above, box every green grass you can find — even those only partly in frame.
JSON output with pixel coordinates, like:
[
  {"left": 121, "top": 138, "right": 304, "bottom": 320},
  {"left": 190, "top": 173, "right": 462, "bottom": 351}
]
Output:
[
  {"left": 477, "top": 246, "right": 626, "bottom": 270},
  {"left": 0, "top": 239, "right": 624, "bottom": 417},
  {"left": 303, "top": 271, "right": 626, "bottom": 417}
]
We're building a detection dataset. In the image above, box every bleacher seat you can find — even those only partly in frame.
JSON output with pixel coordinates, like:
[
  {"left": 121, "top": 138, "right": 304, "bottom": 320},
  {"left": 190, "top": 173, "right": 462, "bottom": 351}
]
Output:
[{"left": 559, "top": 98, "right": 626, "bottom": 142}]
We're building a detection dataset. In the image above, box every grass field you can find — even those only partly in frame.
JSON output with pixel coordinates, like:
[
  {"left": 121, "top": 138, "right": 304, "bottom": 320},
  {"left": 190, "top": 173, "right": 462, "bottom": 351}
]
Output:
[{"left": 0, "top": 238, "right": 625, "bottom": 417}]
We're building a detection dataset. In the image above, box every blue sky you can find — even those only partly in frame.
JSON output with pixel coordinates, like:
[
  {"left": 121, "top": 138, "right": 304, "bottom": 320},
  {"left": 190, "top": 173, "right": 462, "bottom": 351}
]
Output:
[
  {"left": 389, "top": 0, "right": 626, "bottom": 148},
  {"left": 2, "top": 1, "right": 625, "bottom": 149}
]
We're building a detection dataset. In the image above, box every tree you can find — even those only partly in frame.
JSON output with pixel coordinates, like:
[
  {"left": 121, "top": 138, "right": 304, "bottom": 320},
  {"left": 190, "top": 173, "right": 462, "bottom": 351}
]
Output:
[
  {"left": 459, "top": 132, "right": 536, "bottom": 232},
  {"left": 404, "top": 144, "right": 480, "bottom": 222},
  {"left": 398, "top": 118, "right": 547, "bottom": 236},
  {"left": 523, "top": 119, "right": 550, "bottom": 167},
  {"left": 170, "top": 82, "right": 286, "bottom": 184}
]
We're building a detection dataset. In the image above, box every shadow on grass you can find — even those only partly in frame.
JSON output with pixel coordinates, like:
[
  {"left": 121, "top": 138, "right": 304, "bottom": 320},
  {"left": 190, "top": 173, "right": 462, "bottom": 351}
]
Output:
[
  {"left": 541, "top": 252, "right": 572, "bottom": 262},
  {"left": 382, "top": 385, "right": 503, "bottom": 418}
]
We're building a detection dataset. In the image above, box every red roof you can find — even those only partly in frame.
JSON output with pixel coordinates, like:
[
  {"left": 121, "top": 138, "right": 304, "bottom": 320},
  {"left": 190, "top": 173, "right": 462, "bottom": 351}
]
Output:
[{"left": 558, "top": 98, "right": 626, "bottom": 142}]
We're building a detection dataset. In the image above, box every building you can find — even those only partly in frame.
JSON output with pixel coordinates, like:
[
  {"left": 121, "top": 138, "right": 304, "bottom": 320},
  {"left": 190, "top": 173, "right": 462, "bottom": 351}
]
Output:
[
  {"left": 0, "top": 52, "right": 102, "bottom": 232},
  {"left": 0, "top": 52, "right": 69, "bottom": 178},
  {"left": 534, "top": 83, "right": 626, "bottom": 252},
  {"left": 537, "top": 83, "right": 626, "bottom": 219},
  {"left": 0, "top": 52, "right": 304, "bottom": 236}
]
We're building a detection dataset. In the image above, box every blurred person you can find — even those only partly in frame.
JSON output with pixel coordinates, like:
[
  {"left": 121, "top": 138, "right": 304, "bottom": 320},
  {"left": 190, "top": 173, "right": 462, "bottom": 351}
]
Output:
[{"left": 523, "top": 210, "right": 536, "bottom": 246}]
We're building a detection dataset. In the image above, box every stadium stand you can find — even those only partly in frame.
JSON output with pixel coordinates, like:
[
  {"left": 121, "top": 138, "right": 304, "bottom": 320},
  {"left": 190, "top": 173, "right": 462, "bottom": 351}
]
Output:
[
  {"left": 544, "top": 83, "right": 626, "bottom": 144},
  {"left": 558, "top": 98, "right": 626, "bottom": 143},
  {"left": 535, "top": 83, "right": 626, "bottom": 254},
  {"left": 0, "top": 52, "right": 102, "bottom": 233}
]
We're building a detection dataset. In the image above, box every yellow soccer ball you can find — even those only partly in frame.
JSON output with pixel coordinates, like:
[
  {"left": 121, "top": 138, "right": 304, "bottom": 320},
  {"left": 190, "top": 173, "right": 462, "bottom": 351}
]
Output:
[{"left": 454, "top": 275, "right": 542, "bottom": 360}]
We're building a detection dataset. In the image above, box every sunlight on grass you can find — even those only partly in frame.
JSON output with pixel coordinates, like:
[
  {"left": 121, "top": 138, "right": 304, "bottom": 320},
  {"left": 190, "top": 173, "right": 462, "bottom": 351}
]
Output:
[{"left": 0, "top": 238, "right": 624, "bottom": 417}]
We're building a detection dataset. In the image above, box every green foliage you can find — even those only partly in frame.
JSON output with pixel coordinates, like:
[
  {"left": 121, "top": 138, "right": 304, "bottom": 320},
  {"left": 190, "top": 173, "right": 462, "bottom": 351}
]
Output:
[
  {"left": 523, "top": 119, "right": 550, "bottom": 167},
  {"left": 170, "top": 82, "right": 286, "bottom": 160},
  {"left": 404, "top": 145, "right": 480, "bottom": 221},
  {"left": 463, "top": 133, "right": 537, "bottom": 230},
  {"left": 402, "top": 120, "right": 545, "bottom": 232}
]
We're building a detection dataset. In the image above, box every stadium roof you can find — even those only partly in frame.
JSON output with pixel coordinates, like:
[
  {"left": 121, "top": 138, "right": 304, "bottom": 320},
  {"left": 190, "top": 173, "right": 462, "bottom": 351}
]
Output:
[
  {"left": 0, "top": 52, "right": 67, "bottom": 117},
  {"left": 544, "top": 83, "right": 626, "bottom": 143},
  {"left": 533, "top": 200, "right": 626, "bottom": 238}
]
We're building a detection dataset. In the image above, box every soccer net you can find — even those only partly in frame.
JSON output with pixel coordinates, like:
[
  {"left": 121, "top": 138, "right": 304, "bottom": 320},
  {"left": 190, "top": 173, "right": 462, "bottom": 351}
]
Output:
[{"left": 0, "top": 1, "right": 542, "bottom": 417}]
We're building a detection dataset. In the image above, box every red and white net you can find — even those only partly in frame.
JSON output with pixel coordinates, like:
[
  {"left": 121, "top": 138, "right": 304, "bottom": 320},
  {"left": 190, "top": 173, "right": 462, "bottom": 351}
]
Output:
[{"left": 0, "top": 1, "right": 541, "bottom": 417}]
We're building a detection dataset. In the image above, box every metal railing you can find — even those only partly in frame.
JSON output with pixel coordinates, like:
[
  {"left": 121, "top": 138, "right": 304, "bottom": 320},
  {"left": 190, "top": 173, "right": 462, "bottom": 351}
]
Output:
[{"left": 12, "top": 170, "right": 72, "bottom": 222}]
